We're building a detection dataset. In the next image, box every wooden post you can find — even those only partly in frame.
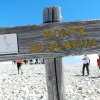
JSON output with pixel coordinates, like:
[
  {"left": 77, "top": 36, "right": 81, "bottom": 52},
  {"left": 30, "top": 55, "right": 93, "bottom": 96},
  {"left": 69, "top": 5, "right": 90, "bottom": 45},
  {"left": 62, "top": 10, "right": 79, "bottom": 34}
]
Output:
[
  {"left": 43, "top": 6, "right": 65, "bottom": 100},
  {"left": 45, "top": 58, "right": 65, "bottom": 100},
  {"left": 43, "top": 6, "right": 62, "bottom": 23}
]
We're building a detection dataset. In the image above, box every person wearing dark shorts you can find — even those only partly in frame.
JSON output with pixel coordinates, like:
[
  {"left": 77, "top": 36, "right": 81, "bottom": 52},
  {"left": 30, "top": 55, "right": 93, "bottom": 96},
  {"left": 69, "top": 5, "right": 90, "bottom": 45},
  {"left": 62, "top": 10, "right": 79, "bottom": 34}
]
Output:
[
  {"left": 17, "top": 59, "right": 23, "bottom": 74},
  {"left": 82, "top": 55, "right": 90, "bottom": 76}
]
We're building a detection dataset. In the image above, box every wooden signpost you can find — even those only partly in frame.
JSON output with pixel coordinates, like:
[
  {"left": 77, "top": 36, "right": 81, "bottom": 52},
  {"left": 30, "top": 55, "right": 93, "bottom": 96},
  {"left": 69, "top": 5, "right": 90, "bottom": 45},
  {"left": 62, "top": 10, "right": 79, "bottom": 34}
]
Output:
[
  {"left": 43, "top": 7, "right": 65, "bottom": 100},
  {"left": 0, "top": 6, "right": 100, "bottom": 100}
]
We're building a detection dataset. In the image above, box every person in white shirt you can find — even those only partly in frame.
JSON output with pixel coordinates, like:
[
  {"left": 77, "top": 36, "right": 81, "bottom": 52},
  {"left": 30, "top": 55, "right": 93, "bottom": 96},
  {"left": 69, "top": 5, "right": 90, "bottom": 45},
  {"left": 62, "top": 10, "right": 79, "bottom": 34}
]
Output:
[{"left": 82, "top": 54, "right": 90, "bottom": 76}]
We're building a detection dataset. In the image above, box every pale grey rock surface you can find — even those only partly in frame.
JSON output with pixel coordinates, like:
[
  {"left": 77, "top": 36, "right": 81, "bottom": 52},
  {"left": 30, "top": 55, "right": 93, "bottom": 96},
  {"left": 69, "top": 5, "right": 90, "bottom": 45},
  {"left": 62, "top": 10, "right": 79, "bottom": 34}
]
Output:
[
  {"left": 0, "top": 62, "right": 47, "bottom": 100},
  {"left": 0, "top": 62, "right": 100, "bottom": 100}
]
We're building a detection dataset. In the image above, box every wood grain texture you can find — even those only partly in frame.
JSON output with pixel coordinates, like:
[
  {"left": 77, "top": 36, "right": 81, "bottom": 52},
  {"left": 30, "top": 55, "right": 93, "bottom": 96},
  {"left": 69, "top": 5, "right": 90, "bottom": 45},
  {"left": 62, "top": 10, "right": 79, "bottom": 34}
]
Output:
[
  {"left": 0, "top": 20, "right": 100, "bottom": 60},
  {"left": 45, "top": 58, "right": 65, "bottom": 100},
  {"left": 54, "top": 58, "right": 65, "bottom": 100},
  {"left": 43, "top": 6, "right": 62, "bottom": 23},
  {"left": 45, "top": 58, "right": 58, "bottom": 100},
  {"left": 44, "top": 7, "right": 64, "bottom": 100}
]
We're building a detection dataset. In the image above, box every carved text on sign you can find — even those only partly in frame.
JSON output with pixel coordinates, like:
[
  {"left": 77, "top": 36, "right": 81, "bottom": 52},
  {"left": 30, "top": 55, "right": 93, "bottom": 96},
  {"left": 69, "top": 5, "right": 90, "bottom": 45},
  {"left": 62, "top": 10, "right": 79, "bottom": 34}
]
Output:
[
  {"left": 30, "top": 38, "right": 96, "bottom": 52},
  {"left": 29, "top": 26, "right": 97, "bottom": 52},
  {"left": 43, "top": 26, "right": 87, "bottom": 38}
]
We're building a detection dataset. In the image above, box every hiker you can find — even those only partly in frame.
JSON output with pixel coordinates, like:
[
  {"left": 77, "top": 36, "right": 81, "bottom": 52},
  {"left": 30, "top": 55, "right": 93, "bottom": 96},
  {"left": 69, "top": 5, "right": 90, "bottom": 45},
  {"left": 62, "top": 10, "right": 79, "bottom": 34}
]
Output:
[
  {"left": 12, "top": 60, "right": 16, "bottom": 64},
  {"left": 35, "top": 59, "right": 38, "bottom": 64},
  {"left": 29, "top": 59, "right": 33, "bottom": 65},
  {"left": 40, "top": 59, "right": 45, "bottom": 64},
  {"left": 82, "top": 54, "right": 90, "bottom": 76},
  {"left": 17, "top": 59, "right": 23, "bottom": 74},
  {"left": 97, "top": 55, "right": 100, "bottom": 70},
  {"left": 23, "top": 59, "right": 28, "bottom": 65}
]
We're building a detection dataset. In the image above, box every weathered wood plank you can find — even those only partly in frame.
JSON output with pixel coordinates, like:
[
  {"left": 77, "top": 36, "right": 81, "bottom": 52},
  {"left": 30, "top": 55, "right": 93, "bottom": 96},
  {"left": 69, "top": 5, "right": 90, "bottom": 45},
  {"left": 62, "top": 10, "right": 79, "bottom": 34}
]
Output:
[
  {"left": 43, "top": 6, "right": 62, "bottom": 23},
  {"left": 45, "top": 58, "right": 65, "bottom": 100},
  {"left": 45, "top": 58, "right": 58, "bottom": 100},
  {"left": 54, "top": 58, "right": 65, "bottom": 100},
  {"left": 0, "top": 53, "right": 63, "bottom": 61},
  {"left": 0, "top": 20, "right": 100, "bottom": 61},
  {"left": 44, "top": 6, "right": 65, "bottom": 100}
]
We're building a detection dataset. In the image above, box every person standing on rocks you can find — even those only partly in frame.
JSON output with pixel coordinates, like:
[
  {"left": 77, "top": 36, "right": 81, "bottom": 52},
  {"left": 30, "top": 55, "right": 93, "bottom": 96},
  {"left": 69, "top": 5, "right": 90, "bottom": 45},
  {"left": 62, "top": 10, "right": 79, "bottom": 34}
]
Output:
[
  {"left": 12, "top": 60, "right": 16, "bottom": 64},
  {"left": 82, "top": 54, "right": 90, "bottom": 76},
  {"left": 23, "top": 59, "right": 28, "bottom": 65},
  {"left": 35, "top": 59, "right": 38, "bottom": 64},
  {"left": 17, "top": 59, "right": 23, "bottom": 74},
  {"left": 97, "top": 55, "right": 100, "bottom": 73}
]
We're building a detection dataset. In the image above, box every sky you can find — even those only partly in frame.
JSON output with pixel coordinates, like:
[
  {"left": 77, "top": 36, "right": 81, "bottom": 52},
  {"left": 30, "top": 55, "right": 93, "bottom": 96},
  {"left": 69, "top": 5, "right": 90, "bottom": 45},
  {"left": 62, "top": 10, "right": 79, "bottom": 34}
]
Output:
[
  {"left": 0, "top": 0, "right": 100, "bottom": 66},
  {"left": 0, "top": 0, "right": 100, "bottom": 27}
]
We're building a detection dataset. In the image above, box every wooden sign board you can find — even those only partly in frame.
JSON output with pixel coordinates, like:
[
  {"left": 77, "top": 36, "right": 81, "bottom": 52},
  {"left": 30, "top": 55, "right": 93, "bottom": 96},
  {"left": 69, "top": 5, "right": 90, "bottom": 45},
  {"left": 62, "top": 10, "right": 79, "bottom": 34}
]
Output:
[{"left": 0, "top": 20, "right": 100, "bottom": 61}]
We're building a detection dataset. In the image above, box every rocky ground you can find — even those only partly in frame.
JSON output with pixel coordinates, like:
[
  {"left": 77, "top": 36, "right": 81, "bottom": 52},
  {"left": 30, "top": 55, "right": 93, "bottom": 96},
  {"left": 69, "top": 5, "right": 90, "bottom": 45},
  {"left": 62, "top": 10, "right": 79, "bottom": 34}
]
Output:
[
  {"left": 0, "top": 62, "right": 47, "bottom": 100},
  {"left": 64, "top": 65, "right": 100, "bottom": 100},
  {"left": 0, "top": 62, "right": 100, "bottom": 100}
]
